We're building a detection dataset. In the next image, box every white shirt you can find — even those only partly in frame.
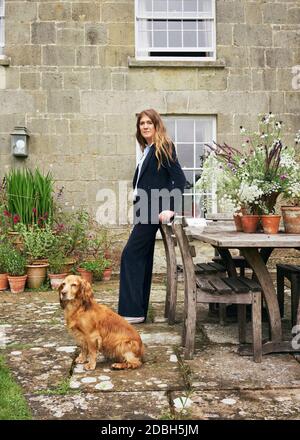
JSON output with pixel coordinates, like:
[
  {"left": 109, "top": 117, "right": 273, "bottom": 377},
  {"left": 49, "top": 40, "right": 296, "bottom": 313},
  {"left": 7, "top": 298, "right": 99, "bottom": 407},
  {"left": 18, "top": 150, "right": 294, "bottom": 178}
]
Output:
[{"left": 133, "top": 144, "right": 153, "bottom": 201}]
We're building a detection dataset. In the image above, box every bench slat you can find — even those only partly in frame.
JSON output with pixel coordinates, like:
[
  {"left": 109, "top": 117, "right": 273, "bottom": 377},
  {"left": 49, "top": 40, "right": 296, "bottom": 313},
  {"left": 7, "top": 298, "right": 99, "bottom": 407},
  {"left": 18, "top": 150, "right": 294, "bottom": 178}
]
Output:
[
  {"left": 222, "top": 277, "right": 250, "bottom": 293},
  {"left": 207, "top": 262, "right": 226, "bottom": 272},
  {"left": 208, "top": 276, "right": 233, "bottom": 293},
  {"left": 196, "top": 276, "right": 215, "bottom": 293},
  {"left": 197, "top": 263, "right": 218, "bottom": 273},
  {"left": 238, "top": 277, "right": 261, "bottom": 292}
]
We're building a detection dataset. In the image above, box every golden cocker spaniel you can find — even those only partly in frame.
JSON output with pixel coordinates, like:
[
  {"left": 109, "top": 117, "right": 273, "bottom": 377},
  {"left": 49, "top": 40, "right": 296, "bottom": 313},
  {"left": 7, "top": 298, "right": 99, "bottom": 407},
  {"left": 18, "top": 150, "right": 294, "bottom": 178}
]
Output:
[{"left": 59, "top": 275, "right": 145, "bottom": 371}]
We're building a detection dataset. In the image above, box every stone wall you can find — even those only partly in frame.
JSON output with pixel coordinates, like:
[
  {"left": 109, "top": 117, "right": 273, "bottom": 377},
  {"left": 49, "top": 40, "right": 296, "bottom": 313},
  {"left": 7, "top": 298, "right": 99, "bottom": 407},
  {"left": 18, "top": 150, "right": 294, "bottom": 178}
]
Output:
[{"left": 0, "top": 0, "right": 299, "bottom": 270}]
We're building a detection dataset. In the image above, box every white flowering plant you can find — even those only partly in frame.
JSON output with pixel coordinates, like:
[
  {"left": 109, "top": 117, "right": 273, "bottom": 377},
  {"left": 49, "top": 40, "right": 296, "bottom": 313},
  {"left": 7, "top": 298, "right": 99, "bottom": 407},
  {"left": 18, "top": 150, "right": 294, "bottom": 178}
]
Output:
[{"left": 196, "top": 113, "right": 300, "bottom": 214}]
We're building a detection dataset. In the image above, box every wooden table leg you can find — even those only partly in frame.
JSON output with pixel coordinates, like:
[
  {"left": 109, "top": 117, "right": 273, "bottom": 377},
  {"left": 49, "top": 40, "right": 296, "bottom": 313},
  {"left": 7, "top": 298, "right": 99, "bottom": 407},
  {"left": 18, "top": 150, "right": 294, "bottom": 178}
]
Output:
[{"left": 241, "top": 248, "right": 282, "bottom": 343}]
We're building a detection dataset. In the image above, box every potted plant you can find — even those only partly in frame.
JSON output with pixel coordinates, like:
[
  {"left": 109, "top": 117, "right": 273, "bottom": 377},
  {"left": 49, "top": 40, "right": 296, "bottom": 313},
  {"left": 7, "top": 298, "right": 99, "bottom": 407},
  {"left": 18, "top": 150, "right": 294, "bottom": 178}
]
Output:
[
  {"left": 17, "top": 223, "right": 58, "bottom": 288},
  {"left": 6, "top": 247, "right": 27, "bottom": 293},
  {"left": 48, "top": 251, "right": 68, "bottom": 290},
  {"left": 0, "top": 241, "right": 12, "bottom": 290}
]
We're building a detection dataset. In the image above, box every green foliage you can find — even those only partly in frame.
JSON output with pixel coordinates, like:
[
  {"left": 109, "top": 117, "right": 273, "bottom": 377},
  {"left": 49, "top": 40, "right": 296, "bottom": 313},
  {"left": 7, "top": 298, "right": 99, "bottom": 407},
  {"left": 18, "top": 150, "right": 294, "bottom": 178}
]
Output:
[
  {"left": 0, "top": 355, "right": 32, "bottom": 420},
  {"left": 5, "top": 246, "right": 26, "bottom": 276},
  {"left": 79, "top": 256, "right": 110, "bottom": 281},
  {"left": 17, "top": 223, "right": 58, "bottom": 262},
  {"left": 5, "top": 168, "right": 54, "bottom": 228},
  {"left": 0, "top": 241, "right": 14, "bottom": 273},
  {"left": 48, "top": 251, "right": 66, "bottom": 274}
]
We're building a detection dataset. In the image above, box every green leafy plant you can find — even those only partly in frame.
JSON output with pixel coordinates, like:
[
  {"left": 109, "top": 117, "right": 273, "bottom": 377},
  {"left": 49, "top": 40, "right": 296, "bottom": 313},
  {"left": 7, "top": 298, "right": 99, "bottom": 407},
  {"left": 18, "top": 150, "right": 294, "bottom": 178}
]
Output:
[
  {"left": 17, "top": 223, "right": 58, "bottom": 262},
  {"left": 0, "top": 241, "right": 14, "bottom": 273},
  {"left": 5, "top": 247, "right": 26, "bottom": 276},
  {"left": 5, "top": 168, "right": 54, "bottom": 228},
  {"left": 79, "top": 257, "right": 110, "bottom": 281},
  {"left": 48, "top": 251, "right": 66, "bottom": 274}
]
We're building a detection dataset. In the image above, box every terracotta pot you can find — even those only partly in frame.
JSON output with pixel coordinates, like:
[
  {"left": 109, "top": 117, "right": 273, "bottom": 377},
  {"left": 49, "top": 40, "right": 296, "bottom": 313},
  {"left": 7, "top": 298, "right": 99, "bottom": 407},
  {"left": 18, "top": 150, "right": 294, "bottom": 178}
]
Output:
[
  {"left": 260, "top": 215, "right": 281, "bottom": 234},
  {"left": 48, "top": 273, "right": 68, "bottom": 290},
  {"left": 77, "top": 267, "right": 93, "bottom": 284},
  {"left": 26, "top": 264, "right": 49, "bottom": 289},
  {"left": 233, "top": 212, "right": 243, "bottom": 232},
  {"left": 102, "top": 267, "right": 112, "bottom": 281},
  {"left": 0, "top": 273, "right": 9, "bottom": 291},
  {"left": 281, "top": 206, "right": 300, "bottom": 234},
  {"left": 241, "top": 215, "right": 260, "bottom": 233},
  {"left": 7, "top": 275, "right": 27, "bottom": 293}
]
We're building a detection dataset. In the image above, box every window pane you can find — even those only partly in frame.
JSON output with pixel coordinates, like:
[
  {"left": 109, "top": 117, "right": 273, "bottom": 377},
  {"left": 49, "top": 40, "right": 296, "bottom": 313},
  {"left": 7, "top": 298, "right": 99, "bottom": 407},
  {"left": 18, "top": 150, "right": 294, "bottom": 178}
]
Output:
[
  {"left": 183, "top": 21, "right": 197, "bottom": 30},
  {"left": 198, "top": 0, "right": 212, "bottom": 14},
  {"left": 177, "top": 119, "right": 194, "bottom": 143},
  {"left": 153, "top": 20, "right": 167, "bottom": 30},
  {"left": 183, "top": 31, "right": 197, "bottom": 47},
  {"left": 164, "top": 119, "right": 175, "bottom": 140},
  {"left": 168, "top": 20, "right": 181, "bottom": 30},
  {"left": 195, "top": 143, "right": 205, "bottom": 168},
  {"left": 153, "top": 31, "right": 167, "bottom": 47},
  {"left": 153, "top": 0, "right": 167, "bottom": 12},
  {"left": 194, "top": 194, "right": 206, "bottom": 217},
  {"left": 183, "top": 195, "right": 203, "bottom": 217},
  {"left": 169, "top": 0, "right": 182, "bottom": 13},
  {"left": 183, "top": 171, "right": 194, "bottom": 193},
  {"left": 195, "top": 119, "right": 213, "bottom": 142},
  {"left": 184, "top": 0, "right": 197, "bottom": 12},
  {"left": 177, "top": 144, "right": 194, "bottom": 168},
  {"left": 169, "top": 31, "right": 182, "bottom": 47}
]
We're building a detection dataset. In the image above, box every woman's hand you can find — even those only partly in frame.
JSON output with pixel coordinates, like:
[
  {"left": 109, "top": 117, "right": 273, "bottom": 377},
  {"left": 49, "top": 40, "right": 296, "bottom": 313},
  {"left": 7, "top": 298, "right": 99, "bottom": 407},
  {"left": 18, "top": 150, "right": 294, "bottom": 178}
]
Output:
[{"left": 158, "top": 210, "right": 175, "bottom": 224}]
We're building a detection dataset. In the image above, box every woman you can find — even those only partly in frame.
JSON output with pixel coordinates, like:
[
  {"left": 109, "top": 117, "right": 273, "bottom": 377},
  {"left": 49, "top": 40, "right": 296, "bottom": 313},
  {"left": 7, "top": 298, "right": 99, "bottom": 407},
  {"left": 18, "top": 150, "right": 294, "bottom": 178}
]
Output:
[{"left": 118, "top": 109, "right": 186, "bottom": 324}]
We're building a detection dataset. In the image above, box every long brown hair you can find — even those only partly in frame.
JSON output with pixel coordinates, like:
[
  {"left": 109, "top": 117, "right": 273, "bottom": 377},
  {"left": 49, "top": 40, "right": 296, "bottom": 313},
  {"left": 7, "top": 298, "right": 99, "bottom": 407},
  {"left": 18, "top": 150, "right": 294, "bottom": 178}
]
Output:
[{"left": 136, "top": 109, "right": 174, "bottom": 169}]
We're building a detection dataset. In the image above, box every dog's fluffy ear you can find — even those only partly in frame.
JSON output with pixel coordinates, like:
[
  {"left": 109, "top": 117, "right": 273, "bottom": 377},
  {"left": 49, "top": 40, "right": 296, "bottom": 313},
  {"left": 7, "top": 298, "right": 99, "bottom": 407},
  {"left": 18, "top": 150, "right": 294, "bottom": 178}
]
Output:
[
  {"left": 58, "top": 283, "right": 66, "bottom": 309},
  {"left": 79, "top": 279, "right": 93, "bottom": 310}
]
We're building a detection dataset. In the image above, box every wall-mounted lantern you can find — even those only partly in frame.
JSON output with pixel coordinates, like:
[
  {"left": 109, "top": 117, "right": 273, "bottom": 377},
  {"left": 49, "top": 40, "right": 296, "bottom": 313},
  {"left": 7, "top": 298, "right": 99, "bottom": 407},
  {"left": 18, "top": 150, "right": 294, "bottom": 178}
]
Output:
[{"left": 11, "top": 126, "right": 30, "bottom": 157}]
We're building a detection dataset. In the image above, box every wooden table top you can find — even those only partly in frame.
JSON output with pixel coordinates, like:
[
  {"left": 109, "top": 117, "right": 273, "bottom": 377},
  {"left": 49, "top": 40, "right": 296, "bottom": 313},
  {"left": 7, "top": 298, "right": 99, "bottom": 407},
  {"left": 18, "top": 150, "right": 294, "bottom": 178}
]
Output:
[{"left": 188, "top": 227, "right": 300, "bottom": 248}]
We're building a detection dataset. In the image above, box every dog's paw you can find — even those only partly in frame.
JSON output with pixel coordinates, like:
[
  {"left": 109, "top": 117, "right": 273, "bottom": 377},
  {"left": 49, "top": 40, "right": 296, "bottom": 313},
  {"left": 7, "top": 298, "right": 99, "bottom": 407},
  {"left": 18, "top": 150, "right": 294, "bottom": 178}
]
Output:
[
  {"left": 111, "top": 362, "right": 127, "bottom": 370},
  {"left": 75, "top": 354, "right": 86, "bottom": 364},
  {"left": 84, "top": 362, "right": 96, "bottom": 371}
]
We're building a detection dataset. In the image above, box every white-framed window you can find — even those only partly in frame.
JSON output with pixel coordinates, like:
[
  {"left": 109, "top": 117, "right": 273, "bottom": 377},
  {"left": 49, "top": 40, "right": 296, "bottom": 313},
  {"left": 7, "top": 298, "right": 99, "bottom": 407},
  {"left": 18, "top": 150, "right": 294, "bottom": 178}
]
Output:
[
  {"left": 0, "top": 0, "right": 4, "bottom": 56},
  {"left": 164, "top": 116, "right": 216, "bottom": 218},
  {"left": 135, "top": 0, "right": 216, "bottom": 61}
]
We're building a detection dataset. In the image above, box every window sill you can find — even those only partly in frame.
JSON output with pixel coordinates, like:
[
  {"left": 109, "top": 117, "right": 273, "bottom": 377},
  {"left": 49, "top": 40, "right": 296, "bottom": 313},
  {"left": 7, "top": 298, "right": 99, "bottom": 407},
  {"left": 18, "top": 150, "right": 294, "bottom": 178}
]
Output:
[
  {"left": 128, "top": 57, "right": 226, "bottom": 68},
  {"left": 0, "top": 55, "right": 10, "bottom": 66}
]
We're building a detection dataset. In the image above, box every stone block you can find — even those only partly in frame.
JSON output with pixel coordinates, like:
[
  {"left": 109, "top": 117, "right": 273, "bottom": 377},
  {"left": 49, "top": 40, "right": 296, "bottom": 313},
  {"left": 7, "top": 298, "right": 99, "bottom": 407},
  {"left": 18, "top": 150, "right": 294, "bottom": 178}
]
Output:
[
  {"left": 0, "top": 90, "right": 35, "bottom": 114},
  {"left": 0, "top": 67, "right": 5, "bottom": 90},
  {"left": 85, "top": 24, "right": 107, "bottom": 45},
  {"left": 41, "top": 72, "right": 63, "bottom": 90},
  {"left": 87, "top": 134, "right": 118, "bottom": 155},
  {"left": 165, "top": 92, "right": 189, "bottom": 113},
  {"left": 274, "top": 31, "right": 300, "bottom": 49},
  {"left": 95, "top": 155, "right": 134, "bottom": 181},
  {"left": 20, "top": 72, "right": 40, "bottom": 90},
  {"left": 216, "top": 24, "right": 232, "bottom": 46},
  {"left": 103, "top": 45, "right": 134, "bottom": 67},
  {"left": 31, "top": 91, "right": 47, "bottom": 113},
  {"left": 263, "top": 3, "right": 288, "bottom": 24},
  {"left": 287, "top": 8, "right": 300, "bottom": 24},
  {"left": 0, "top": 114, "right": 25, "bottom": 133},
  {"left": 228, "top": 73, "right": 250, "bottom": 91},
  {"left": 38, "top": 3, "right": 71, "bottom": 21},
  {"left": 245, "top": 2, "right": 263, "bottom": 24},
  {"left": 285, "top": 92, "right": 300, "bottom": 113},
  {"left": 266, "top": 48, "right": 294, "bottom": 68},
  {"left": 277, "top": 68, "right": 296, "bottom": 91},
  {"left": 64, "top": 71, "right": 91, "bottom": 89},
  {"left": 47, "top": 90, "right": 80, "bottom": 113},
  {"left": 27, "top": 119, "right": 55, "bottom": 135},
  {"left": 116, "top": 134, "right": 138, "bottom": 155},
  {"left": 32, "top": 22, "right": 56, "bottom": 44},
  {"left": 233, "top": 114, "right": 259, "bottom": 135},
  {"left": 216, "top": 1, "right": 245, "bottom": 23},
  {"left": 268, "top": 92, "right": 285, "bottom": 113},
  {"left": 102, "top": 3, "right": 134, "bottom": 22},
  {"left": 5, "top": 67, "right": 20, "bottom": 89},
  {"left": 70, "top": 118, "right": 103, "bottom": 134},
  {"left": 250, "top": 48, "right": 265, "bottom": 68},
  {"left": 233, "top": 24, "right": 272, "bottom": 47},
  {"left": 6, "top": 21, "right": 30, "bottom": 44},
  {"left": 42, "top": 47, "right": 75, "bottom": 66},
  {"left": 76, "top": 47, "right": 99, "bottom": 66},
  {"left": 217, "top": 114, "right": 234, "bottom": 135},
  {"left": 90, "top": 67, "right": 112, "bottom": 89},
  {"left": 198, "top": 70, "right": 228, "bottom": 91},
  {"left": 104, "top": 114, "right": 136, "bottom": 134},
  {"left": 5, "top": 45, "right": 41, "bottom": 66},
  {"left": 251, "top": 69, "right": 276, "bottom": 91},
  {"left": 107, "top": 23, "right": 134, "bottom": 46},
  {"left": 218, "top": 46, "right": 249, "bottom": 68},
  {"left": 72, "top": 3, "right": 100, "bottom": 22},
  {"left": 112, "top": 73, "right": 126, "bottom": 90},
  {"left": 6, "top": 2, "right": 37, "bottom": 21},
  {"left": 54, "top": 119, "right": 70, "bottom": 135},
  {"left": 57, "top": 28, "right": 85, "bottom": 46}
]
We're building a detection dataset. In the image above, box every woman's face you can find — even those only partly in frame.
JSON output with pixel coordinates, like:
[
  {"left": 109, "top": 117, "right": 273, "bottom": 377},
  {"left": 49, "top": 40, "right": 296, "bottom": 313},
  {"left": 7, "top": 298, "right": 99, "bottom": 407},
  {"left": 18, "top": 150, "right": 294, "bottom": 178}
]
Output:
[{"left": 139, "top": 114, "right": 156, "bottom": 144}]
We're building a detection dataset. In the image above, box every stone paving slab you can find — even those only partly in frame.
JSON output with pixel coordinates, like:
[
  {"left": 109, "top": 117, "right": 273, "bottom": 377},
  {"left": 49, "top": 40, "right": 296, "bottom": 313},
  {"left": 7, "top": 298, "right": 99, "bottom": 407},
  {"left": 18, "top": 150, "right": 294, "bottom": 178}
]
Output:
[
  {"left": 186, "top": 345, "right": 300, "bottom": 390},
  {"left": 171, "top": 389, "right": 300, "bottom": 420},
  {"left": 26, "top": 391, "right": 170, "bottom": 420},
  {"left": 70, "top": 346, "right": 184, "bottom": 393},
  {"left": 5, "top": 346, "right": 75, "bottom": 392}
]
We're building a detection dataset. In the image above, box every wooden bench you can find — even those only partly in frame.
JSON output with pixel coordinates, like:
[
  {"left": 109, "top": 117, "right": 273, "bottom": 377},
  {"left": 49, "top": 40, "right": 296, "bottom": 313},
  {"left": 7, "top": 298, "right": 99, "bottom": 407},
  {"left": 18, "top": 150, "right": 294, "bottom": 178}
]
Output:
[
  {"left": 276, "top": 264, "right": 300, "bottom": 326},
  {"left": 172, "top": 218, "right": 262, "bottom": 363}
]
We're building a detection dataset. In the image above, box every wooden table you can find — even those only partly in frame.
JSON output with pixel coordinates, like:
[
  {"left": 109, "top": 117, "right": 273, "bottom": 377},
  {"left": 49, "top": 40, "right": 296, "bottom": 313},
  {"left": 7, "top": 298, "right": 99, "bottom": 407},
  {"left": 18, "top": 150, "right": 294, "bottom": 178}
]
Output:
[{"left": 188, "top": 227, "right": 300, "bottom": 355}]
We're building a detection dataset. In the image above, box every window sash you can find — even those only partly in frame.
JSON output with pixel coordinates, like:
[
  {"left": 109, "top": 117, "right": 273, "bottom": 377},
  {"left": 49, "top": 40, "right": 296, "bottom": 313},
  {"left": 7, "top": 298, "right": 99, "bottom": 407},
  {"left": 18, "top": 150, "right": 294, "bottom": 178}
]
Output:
[
  {"left": 135, "top": 0, "right": 216, "bottom": 60},
  {"left": 0, "top": 0, "right": 4, "bottom": 55}
]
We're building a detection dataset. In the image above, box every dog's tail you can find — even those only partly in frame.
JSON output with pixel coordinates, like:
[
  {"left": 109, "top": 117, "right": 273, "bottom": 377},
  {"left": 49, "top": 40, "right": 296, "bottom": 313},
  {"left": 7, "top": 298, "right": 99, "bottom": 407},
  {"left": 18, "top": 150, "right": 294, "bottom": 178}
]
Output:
[{"left": 112, "top": 340, "right": 144, "bottom": 370}]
